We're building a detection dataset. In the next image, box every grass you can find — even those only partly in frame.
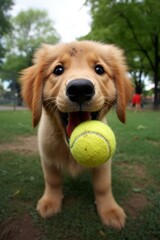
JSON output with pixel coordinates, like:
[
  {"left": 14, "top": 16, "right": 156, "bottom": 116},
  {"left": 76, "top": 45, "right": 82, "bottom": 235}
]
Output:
[
  {"left": 0, "top": 109, "right": 160, "bottom": 239},
  {"left": 0, "top": 110, "right": 36, "bottom": 143}
]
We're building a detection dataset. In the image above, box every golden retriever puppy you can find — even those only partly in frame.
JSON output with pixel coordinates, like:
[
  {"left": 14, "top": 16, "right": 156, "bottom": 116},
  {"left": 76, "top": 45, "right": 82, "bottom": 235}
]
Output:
[{"left": 20, "top": 41, "right": 132, "bottom": 229}]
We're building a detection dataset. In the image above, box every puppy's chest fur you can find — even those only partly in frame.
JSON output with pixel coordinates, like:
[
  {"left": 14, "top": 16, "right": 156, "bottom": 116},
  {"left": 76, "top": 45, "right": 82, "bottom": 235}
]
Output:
[{"left": 38, "top": 111, "right": 85, "bottom": 176}]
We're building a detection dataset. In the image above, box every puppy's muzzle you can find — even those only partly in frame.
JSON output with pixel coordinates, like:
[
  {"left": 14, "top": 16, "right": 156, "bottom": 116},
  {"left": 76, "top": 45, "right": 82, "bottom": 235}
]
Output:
[{"left": 66, "top": 79, "right": 95, "bottom": 104}]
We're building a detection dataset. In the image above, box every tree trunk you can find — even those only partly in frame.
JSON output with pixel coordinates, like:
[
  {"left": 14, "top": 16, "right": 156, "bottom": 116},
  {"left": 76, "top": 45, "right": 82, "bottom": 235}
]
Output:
[
  {"left": 153, "top": 77, "right": 159, "bottom": 110},
  {"left": 153, "top": 34, "right": 159, "bottom": 110}
]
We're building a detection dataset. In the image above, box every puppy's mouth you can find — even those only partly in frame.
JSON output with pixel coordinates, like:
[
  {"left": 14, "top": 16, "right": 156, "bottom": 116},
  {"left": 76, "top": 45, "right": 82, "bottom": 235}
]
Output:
[{"left": 60, "top": 111, "right": 99, "bottom": 138}]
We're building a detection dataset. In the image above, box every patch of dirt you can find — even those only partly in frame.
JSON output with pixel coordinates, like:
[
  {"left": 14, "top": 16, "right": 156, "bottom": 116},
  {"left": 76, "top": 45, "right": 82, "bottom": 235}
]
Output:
[
  {"left": 0, "top": 136, "right": 38, "bottom": 154},
  {"left": 118, "top": 162, "right": 149, "bottom": 191},
  {"left": 0, "top": 214, "right": 41, "bottom": 240},
  {"left": 118, "top": 162, "right": 153, "bottom": 218},
  {"left": 118, "top": 162, "right": 146, "bottom": 180},
  {"left": 125, "top": 193, "right": 152, "bottom": 218},
  {"left": 147, "top": 139, "right": 160, "bottom": 147}
]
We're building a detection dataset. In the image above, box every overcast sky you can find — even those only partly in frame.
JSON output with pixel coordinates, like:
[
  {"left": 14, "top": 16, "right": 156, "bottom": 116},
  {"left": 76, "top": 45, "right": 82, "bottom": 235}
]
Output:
[{"left": 11, "top": 0, "right": 91, "bottom": 42}]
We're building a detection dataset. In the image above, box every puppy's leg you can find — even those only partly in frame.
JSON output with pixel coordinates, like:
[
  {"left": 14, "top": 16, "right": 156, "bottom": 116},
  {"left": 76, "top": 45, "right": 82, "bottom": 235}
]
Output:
[
  {"left": 37, "top": 162, "right": 63, "bottom": 218},
  {"left": 92, "top": 160, "right": 126, "bottom": 229}
]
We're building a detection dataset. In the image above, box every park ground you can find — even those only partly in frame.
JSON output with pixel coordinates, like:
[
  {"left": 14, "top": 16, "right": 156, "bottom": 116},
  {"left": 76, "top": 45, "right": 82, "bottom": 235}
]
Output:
[{"left": 0, "top": 109, "right": 160, "bottom": 240}]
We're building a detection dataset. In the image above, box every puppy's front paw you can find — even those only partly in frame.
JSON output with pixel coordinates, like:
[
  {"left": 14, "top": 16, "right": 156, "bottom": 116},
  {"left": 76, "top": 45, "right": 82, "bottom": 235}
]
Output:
[
  {"left": 98, "top": 205, "right": 126, "bottom": 229},
  {"left": 37, "top": 196, "right": 62, "bottom": 218}
]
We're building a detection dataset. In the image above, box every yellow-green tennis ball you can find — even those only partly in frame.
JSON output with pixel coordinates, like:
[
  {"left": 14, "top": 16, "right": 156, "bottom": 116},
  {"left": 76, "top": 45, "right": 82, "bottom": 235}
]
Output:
[{"left": 69, "top": 120, "right": 116, "bottom": 167}]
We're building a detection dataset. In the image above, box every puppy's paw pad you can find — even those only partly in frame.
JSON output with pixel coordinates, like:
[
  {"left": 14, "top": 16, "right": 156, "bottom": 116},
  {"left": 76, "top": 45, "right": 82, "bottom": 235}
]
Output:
[
  {"left": 37, "top": 197, "right": 61, "bottom": 218},
  {"left": 99, "top": 206, "right": 126, "bottom": 229}
]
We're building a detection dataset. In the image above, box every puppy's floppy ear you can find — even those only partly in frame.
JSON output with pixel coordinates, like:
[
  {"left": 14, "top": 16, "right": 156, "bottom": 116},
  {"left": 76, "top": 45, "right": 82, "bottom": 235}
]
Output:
[
  {"left": 106, "top": 45, "right": 133, "bottom": 123},
  {"left": 20, "top": 45, "right": 48, "bottom": 127},
  {"left": 116, "top": 75, "right": 133, "bottom": 123}
]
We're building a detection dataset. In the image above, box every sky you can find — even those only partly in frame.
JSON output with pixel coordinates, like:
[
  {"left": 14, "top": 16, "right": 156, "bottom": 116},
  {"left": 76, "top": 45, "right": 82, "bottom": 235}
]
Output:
[{"left": 11, "top": 0, "right": 91, "bottom": 42}]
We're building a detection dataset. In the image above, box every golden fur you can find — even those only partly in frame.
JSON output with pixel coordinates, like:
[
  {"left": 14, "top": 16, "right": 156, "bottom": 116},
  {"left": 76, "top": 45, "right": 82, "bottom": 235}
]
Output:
[{"left": 20, "top": 41, "right": 133, "bottom": 229}]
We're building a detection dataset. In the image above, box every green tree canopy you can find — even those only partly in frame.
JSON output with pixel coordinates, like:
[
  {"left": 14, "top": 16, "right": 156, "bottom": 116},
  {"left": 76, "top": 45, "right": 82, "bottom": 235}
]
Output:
[
  {"left": 0, "top": 0, "right": 14, "bottom": 62},
  {"left": 1, "top": 8, "right": 60, "bottom": 105},
  {"left": 3, "top": 9, "right": 60, "bottom": 70},
  {"left": 84, "top": 0, "right": 160, "bottom": 108}
]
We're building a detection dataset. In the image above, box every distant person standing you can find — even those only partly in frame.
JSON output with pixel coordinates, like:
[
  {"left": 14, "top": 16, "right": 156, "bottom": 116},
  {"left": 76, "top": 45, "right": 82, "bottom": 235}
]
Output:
[{"left": 132, "top": 83, "right": 142, "bottom": 112}]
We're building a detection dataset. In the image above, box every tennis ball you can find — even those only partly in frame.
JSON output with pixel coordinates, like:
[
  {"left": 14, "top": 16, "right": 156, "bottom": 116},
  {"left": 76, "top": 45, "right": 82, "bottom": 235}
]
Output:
[{"left": 69, "top": 120, "right": 116, "bottom": 167}]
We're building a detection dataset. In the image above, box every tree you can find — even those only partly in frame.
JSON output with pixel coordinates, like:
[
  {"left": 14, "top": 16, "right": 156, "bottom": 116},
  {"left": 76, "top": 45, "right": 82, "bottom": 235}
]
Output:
[
  {"left": 4, "top": 9, "right": 60, "bottom": 67},
  {"left": 84, "top": 0, "right": 160, "bottom": 109},
  {"left": 0, "top": 0, "right": 14, "bottom": 63},
  {"left": 1, "top": 8, "right": 60, "bottom": 105}
]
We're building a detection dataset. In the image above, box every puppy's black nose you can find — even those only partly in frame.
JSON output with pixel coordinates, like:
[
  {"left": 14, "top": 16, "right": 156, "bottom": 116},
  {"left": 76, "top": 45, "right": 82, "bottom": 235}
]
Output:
[{"left": 66, "top": 79, "right": 95, "bottom": 104}]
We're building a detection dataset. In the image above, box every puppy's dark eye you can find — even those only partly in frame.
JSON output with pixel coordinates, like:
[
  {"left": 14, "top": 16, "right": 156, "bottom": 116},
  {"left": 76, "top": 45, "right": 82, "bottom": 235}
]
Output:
[
  {"left": 53, "top": 65, "right": 64, "bottom": 76},
  {"left": 95, "top": 65, "right": 105, "bottom": 75}
]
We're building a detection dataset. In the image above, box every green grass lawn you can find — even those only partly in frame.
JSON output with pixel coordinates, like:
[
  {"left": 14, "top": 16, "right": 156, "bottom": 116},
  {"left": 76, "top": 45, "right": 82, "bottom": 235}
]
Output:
[
  {"left": 0, "top": 110, "right": 36, "bottom": 143},
  {"left": 0, "top": 109, "right": 160, "bottom": 240}
]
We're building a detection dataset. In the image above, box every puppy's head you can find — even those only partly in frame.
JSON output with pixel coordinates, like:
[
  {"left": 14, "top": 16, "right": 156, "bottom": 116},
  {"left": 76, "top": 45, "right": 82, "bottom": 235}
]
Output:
[{"left": 20, "top": 41, "right": 133, "bottom": 137}]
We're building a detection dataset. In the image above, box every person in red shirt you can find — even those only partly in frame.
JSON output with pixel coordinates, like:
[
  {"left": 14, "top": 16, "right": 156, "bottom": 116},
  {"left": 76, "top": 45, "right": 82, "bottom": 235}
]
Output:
[{"left": 132, "top": 83, "right": 142, "bottom": 112}]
